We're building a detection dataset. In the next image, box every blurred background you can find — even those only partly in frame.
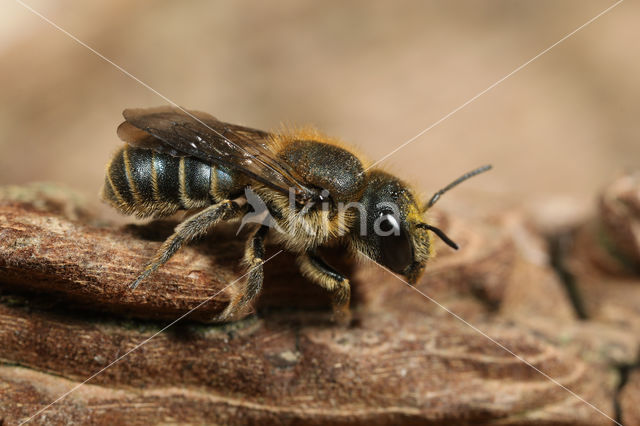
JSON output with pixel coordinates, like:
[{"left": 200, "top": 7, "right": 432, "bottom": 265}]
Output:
[{"left": 1, "top": 0, "right": 637, "bottom": 221}]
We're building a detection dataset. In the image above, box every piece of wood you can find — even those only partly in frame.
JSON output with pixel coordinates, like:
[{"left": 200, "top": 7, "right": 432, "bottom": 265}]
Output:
[
  {"left": 619, "top": 369, "right": 640, "bottom": 426},
  {"left": 0, "top": 304, "right": 614, "bottom": 425},
  {"left": 0, "top": 183, "right": 631, "bottom": 425},
  {"left": 546, "top": 173, "right": 640, "bottom": 425}
]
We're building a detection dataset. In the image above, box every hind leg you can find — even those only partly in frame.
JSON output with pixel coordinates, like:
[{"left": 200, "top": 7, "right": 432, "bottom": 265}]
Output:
[
  {"left": 130, "top": 199, "right": 241, "bottom": 289},
  {"left": 217, "top": 224, "right": 269, "bottom": 321}
]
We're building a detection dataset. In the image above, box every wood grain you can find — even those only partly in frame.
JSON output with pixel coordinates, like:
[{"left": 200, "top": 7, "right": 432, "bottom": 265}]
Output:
[{"left": 1, "top": 182, "right": 636, "bottom": 425}]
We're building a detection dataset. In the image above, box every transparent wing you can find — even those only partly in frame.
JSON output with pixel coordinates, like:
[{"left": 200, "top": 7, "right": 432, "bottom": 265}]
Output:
[{"left": 117, "top": 106, "right": 316, "bottom": 202}]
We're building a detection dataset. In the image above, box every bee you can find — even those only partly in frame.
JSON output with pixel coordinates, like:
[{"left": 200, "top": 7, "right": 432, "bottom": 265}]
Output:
[{"left": 102, "top": 106, "right": 491, "bottom": 323}]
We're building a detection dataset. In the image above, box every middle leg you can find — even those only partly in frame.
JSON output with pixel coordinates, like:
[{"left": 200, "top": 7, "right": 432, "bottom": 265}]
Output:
[{"left": 217, "top": 224, "right": 270, "bottom": 321}]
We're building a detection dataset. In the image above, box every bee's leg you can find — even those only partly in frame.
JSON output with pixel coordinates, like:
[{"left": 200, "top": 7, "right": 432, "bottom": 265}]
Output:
[
  {"left": 217, "top": 225, "right": 269, "bottom": 321},
  {"left": 297, "top": 252, "right": 351, "bottom": 324},
  {"left": 130, "top": 199, "right": 241, "bottom": 289}
]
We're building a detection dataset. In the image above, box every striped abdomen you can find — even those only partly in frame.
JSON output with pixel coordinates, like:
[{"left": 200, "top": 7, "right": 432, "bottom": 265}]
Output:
[{"left": 102, "top": 146, "right": 245, "bottom": 218}]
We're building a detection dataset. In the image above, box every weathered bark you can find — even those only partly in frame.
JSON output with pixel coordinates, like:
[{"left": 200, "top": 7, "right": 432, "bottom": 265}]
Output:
[
  {"left": 619, "top": 369, "right": 640, "bottom": 426},
  {"left": 555, "top": 172, "right": 640, "bottom": 426},
  {"left": 0, "top": 181, "right": 638, "bottom": 425}
]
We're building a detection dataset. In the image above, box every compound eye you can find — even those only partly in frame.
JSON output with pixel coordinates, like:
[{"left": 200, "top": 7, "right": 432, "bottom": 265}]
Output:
[{"left": 378, "top": 214, "right": 413, "bottom": 273}]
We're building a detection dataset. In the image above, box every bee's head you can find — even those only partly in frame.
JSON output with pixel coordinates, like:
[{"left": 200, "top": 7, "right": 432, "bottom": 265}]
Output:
[
  {"left": 351, "top": 171, "right": 440, "bottom": 283},
  {"left": 351, "top": 165, "right": 491, "bottom": 282}
]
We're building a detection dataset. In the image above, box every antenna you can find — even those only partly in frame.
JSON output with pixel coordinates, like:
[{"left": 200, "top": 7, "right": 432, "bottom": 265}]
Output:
[
  {"left": 417, "top": 223, "right": 459, "bottom": 250},
  {"left": 424, "top": 164, "right": 492, "bottom": 211}
]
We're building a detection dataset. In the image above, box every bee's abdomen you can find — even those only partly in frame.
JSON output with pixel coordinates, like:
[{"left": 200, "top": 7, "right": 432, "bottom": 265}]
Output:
[{"left": 103, "top": 146, "right": 239, "bottom": 218}]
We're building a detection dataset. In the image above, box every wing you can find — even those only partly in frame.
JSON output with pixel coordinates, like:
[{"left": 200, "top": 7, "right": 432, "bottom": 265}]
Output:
[{"left": 116, "top": 106, "right": 317, "bottom": 203}]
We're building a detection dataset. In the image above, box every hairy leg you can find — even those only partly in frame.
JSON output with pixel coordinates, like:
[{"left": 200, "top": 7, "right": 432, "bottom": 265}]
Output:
[
  {"left": 217, "top": 224, "right": 269, "bottom": 321},
  {"left": 130, "top": 199, "right": 241, "bottom": 289},
  {"left": 297, "top": 251, "right": 351, "bottom": 324}
]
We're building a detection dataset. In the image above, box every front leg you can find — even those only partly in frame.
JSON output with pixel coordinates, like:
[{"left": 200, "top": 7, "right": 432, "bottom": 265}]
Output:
[
  {"left": 297, "top": 252, "right": 351, "bottom": 324},
  {"left": 217, "top": 224, "right": 269, "bottom": 321}
]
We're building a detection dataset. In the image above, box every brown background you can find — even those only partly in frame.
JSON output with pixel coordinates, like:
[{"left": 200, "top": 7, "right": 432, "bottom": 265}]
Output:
[{"left": 1, "top": 0, "right": 638, "bottom": 220}]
